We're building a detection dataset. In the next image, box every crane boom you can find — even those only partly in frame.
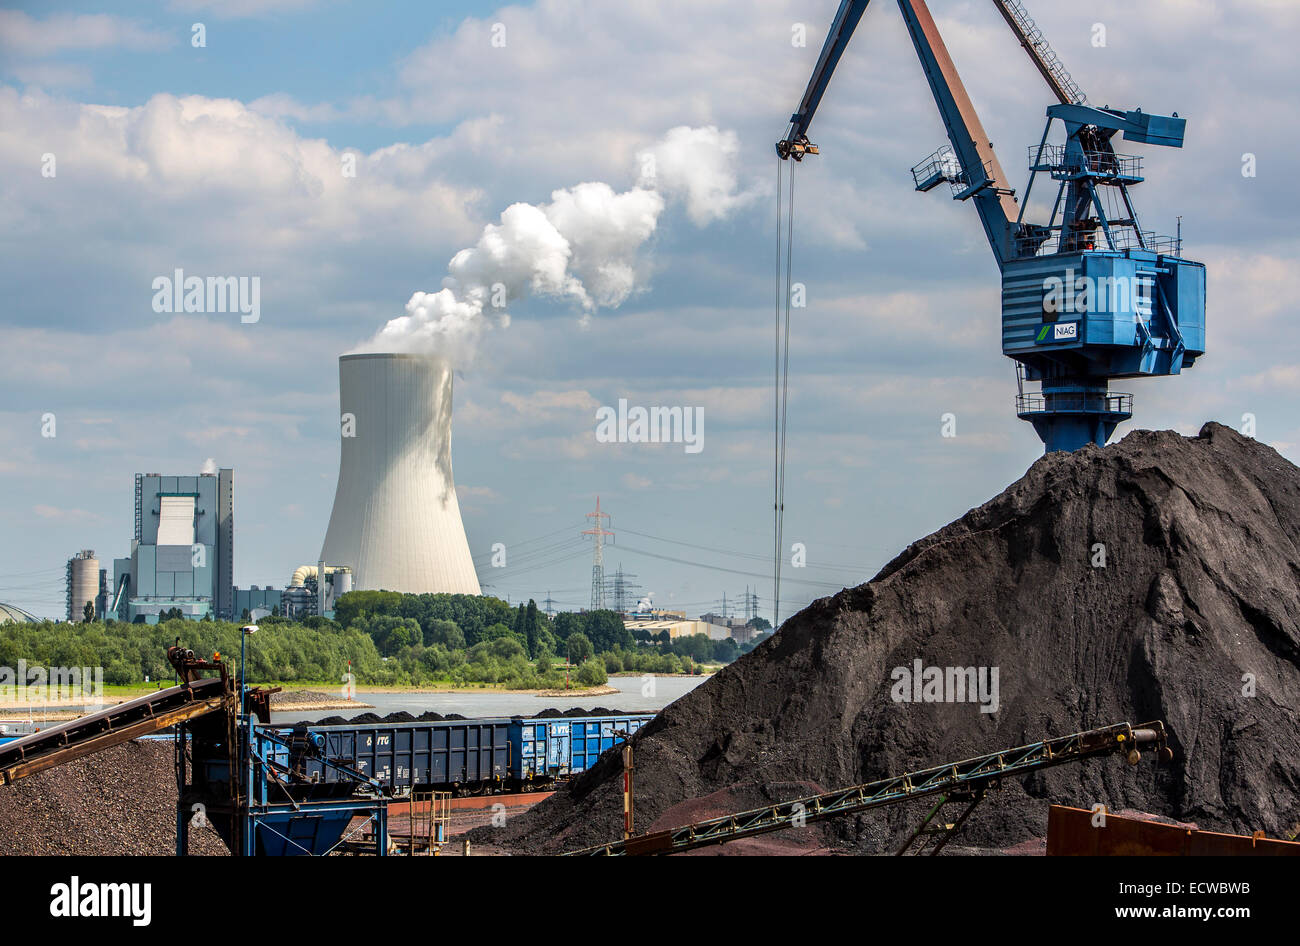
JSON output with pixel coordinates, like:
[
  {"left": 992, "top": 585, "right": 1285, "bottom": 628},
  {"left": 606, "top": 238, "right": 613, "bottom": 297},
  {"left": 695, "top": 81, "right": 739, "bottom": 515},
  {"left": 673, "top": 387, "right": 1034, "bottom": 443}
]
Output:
[
  {"left": 896, "top": 0, "right": 1019, "bottom": 267},
  {"left": 990, "top": 0, "right": 1086, "bottom": 106},
  {"left": 774, "top": 0, "right": 1205, "bottom": 454},
  {"left": 778, "top": 0, "right": 1022, "bottom": 266},
  {"left": 777, "top": 0, "right": 872, "bottom": 160}
]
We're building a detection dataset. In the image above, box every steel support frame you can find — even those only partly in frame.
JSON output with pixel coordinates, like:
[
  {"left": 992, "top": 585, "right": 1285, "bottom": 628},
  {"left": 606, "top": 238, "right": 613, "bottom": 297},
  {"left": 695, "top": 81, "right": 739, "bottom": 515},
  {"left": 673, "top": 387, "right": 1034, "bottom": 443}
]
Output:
[{"left": 569, "top": 721, "right": 1166, "bottom": 856}]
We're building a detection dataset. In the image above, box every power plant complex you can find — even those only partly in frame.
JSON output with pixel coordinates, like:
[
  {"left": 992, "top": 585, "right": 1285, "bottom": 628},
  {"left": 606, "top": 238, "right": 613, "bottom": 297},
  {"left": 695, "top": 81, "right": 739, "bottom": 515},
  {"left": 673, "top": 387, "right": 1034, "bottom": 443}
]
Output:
[
  {"left": 320, "top": 353, "right": 481, "bottom": 596},
  {"left": 45, "top": 352, "right": 482, "bottom": 626}
]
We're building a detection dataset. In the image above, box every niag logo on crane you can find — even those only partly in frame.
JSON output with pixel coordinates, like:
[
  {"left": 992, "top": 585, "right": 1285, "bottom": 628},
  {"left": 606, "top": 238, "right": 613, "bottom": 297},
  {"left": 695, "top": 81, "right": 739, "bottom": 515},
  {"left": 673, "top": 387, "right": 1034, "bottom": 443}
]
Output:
[{"left": 1037, "top": 322, "right": 1078, "bottom": 344}]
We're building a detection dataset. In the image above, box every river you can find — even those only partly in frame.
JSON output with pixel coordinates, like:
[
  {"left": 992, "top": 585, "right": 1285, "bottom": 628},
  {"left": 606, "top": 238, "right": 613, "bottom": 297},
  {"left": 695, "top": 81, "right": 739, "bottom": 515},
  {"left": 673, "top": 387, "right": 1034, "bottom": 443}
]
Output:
[{"left": 270, "top": 673, "right": 708, "bottom": 724}]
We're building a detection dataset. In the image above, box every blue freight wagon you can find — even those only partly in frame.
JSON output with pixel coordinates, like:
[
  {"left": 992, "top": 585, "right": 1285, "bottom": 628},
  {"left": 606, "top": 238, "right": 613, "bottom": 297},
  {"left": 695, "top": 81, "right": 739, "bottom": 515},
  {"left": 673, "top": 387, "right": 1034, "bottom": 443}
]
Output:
[
  {"left": 510, "top": 714, "right": 654, "bottom": 782},
  {"left": 266, "top": 712, "right": 655, "bottom": 794}
]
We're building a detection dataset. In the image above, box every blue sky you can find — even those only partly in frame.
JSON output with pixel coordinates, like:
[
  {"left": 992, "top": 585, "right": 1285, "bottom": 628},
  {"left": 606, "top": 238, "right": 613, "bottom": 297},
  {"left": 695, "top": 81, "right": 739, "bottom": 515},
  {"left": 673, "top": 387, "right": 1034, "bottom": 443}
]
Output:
[{"left": 2, "top": 0, "right": 1297, "bottom": 621}]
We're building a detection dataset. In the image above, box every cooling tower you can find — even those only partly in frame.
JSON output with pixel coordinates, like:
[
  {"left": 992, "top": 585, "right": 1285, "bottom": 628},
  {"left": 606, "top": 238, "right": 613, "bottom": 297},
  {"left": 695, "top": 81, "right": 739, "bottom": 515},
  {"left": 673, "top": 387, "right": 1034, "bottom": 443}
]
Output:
[{"left": 320, "top": 353, "right": 481, "bottom": 595}]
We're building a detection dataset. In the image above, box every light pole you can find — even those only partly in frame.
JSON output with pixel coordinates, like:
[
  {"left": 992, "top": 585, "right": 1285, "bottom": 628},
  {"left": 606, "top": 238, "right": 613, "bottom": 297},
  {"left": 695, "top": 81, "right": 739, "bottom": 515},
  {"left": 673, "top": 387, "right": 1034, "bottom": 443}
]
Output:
[{"left": 239, "top": 624, "right": 258, "bottom": 717}]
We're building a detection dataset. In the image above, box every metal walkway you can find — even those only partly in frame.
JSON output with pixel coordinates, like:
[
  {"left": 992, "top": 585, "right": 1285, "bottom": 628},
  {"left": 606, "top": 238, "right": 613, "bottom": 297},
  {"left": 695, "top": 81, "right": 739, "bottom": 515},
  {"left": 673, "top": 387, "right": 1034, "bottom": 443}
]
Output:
[
  {"left": 567, "top": 721, "right": 1169, "bottom": 856},
  {"left": 0, "top": 677, "right": 228, "bottom": 786}
]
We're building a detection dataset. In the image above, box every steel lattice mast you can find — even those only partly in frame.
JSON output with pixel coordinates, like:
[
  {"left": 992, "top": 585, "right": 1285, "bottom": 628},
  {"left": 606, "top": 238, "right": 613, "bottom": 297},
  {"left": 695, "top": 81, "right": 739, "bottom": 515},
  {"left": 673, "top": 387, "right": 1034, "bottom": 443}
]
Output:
[{"left": 582, "top": 496, "right": 614, "bottom": 610}]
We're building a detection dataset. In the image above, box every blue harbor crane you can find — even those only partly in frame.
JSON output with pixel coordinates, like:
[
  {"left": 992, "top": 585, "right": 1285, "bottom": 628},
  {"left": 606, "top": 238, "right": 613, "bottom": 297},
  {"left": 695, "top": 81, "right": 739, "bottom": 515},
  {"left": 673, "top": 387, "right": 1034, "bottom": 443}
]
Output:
[{"left": 777, "top": 0, "right": 1206, "bottom": 452}]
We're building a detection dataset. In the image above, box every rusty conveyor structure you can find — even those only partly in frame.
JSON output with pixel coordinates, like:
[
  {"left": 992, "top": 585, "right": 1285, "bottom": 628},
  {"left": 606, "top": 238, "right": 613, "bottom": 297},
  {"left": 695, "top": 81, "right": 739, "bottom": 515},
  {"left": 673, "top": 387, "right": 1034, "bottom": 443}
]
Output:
[
  {"left": 568, "top": 721, "right": 1171, "bottom": 856},
  {"left": 0, "top": 675, "right": 229, "bottom": 786},
  {"left": 0, "top": 646, "right": 388, "bottom": 856}
]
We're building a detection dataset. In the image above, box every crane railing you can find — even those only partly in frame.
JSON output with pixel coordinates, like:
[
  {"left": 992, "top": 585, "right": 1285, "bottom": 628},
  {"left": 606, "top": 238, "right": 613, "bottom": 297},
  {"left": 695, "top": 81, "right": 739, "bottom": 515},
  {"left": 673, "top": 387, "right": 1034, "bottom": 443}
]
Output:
[
  {"left": 1016, "top": 392, "right": 1133, "bottom": 417},
  {"left": 1029, "top": 144, "right": 1143, "bottom": 181}
]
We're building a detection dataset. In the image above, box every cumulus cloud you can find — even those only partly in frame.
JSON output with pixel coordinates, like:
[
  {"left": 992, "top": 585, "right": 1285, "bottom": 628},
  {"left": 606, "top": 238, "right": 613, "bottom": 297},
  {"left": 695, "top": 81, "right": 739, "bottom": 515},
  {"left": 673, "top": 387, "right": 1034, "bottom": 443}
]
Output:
[
  {"left": 354, "top": 126, "right": 749, "bottom": 363},
  {"left": 0, "top": 88, "right": 484, "bottom": 336}
]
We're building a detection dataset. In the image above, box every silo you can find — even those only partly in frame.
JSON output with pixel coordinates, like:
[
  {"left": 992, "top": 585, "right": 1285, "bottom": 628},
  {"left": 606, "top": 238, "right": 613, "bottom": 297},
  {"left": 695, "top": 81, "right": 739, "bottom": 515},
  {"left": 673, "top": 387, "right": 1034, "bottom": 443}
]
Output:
[
  {"left": 66, "top": 550, "right": 99, "bottom": 621},
  {"left": 320, "top": 354, "right": 481, "bottom": 594}
]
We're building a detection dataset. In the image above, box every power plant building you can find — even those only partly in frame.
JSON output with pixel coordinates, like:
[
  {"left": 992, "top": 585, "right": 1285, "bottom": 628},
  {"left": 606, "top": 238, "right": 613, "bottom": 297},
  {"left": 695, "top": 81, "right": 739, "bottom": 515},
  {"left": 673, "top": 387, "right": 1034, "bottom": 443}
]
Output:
[
  {"left": 320, "top": 354, "right": 481, "bottom": 595},
  {"left": 110, "top": 469, "right": 234, "bottom": 623},
  {"left": 233, "top": 586, "right": 281, "bottom": 621}
]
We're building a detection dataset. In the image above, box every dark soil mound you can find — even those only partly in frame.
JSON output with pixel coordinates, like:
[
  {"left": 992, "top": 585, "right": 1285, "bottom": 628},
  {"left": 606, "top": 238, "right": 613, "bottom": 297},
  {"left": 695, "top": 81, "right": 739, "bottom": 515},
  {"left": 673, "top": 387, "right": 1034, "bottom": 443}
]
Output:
[{"left": 479, "top": 423, "right": 1300, "bottom": 854}]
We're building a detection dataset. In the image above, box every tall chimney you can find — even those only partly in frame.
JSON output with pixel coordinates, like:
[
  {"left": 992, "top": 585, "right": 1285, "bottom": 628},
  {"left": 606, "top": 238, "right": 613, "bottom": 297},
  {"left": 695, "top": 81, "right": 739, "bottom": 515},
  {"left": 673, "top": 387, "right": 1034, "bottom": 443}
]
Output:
[{"left": 320, "top": 353, "right": 481, "bottom": 594}]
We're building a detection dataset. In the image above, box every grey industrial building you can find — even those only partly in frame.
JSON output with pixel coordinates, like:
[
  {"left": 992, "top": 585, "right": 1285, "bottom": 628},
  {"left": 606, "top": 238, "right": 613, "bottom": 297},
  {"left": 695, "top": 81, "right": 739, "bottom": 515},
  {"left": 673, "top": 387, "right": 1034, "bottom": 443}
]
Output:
[
  {"left": 109, "top": 469, "right": 234, "bottom": 623},
  {"left": 233, "top": 585, "right": 281, "bottom": 621}
]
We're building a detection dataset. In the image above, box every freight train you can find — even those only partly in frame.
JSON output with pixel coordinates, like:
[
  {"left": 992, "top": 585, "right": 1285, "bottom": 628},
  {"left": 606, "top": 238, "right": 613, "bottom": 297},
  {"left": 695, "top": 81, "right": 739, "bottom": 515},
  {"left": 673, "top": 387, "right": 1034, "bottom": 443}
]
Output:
[{"left": 264, "top": 711, "right": 655, "bottom": 795}]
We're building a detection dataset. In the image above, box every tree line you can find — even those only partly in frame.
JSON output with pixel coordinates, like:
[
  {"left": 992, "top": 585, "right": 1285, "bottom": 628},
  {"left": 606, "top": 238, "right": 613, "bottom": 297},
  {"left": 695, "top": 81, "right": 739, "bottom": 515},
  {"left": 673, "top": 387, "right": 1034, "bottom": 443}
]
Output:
[{"left": 1, "top": 591, "right": 769, "bottom": 690}]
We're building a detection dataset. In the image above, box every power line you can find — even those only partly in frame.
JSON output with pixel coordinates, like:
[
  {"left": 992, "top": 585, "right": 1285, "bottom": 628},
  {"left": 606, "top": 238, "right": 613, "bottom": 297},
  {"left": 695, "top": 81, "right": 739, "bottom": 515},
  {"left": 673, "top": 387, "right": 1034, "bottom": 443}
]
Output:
[
  {"left": 616, "top": 542, "right": 846, "bottom": 590},
  {"left": 619, "top": 527, "right": 871, "bottom": 574}
]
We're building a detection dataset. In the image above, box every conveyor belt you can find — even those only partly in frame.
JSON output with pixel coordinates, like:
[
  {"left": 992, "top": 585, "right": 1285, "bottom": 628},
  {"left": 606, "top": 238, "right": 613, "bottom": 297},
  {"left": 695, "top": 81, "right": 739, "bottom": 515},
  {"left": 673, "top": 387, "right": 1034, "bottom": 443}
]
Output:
[
  {"left": 0, "top": 677, "right": 228, "bottom": 785},
  {"left": 567, "top": 721, "right": 1169, "bottom": 855}
]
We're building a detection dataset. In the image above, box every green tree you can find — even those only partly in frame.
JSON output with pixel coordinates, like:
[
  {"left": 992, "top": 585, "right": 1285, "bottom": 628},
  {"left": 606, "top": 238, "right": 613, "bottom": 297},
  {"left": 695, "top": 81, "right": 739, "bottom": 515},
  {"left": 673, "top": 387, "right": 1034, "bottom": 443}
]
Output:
[
  {"left": 82, "top": 601, "right": 94, "bottom": 623},
  {"left": 425, "top": 619, "right": 465, "bottom": 650},
  {"left": 583, "top": 610, "right": 632, "bottom": 652},
  {"left": 523, "top": 599, "right": 541, "bottom": 658},
  {"left": 575, "top": 658, "right": 607, "bottom": 686},
  {"left": 567, "top": 632, "right": 593, "bottom": 664},
  {"left": 552, "top": 611, "right": 582, "bottom": 641},
  {"left": 480, "top": 622, "right": 517, "bottom": 643}
]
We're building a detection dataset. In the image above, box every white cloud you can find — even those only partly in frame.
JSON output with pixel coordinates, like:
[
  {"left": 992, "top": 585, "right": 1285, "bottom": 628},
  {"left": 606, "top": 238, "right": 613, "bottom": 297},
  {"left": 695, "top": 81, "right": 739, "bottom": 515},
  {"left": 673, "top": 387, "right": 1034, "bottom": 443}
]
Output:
[{"left": 0, "top": 12, "right": 172, "bottom": 56}]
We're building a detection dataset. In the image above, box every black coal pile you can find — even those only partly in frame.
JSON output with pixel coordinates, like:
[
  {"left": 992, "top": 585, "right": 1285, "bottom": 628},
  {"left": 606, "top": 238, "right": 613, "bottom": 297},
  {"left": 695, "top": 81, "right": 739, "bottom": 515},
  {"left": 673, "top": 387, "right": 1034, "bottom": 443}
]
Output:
[
  {"left": 0, "top": 741, "right": 228, "bottom": 855},
  {"left": 480, "top": 424, "right": 1300, "bottom": 853},
  {"left": 301, "top": 707, "right": 639, "bottom": 727}
]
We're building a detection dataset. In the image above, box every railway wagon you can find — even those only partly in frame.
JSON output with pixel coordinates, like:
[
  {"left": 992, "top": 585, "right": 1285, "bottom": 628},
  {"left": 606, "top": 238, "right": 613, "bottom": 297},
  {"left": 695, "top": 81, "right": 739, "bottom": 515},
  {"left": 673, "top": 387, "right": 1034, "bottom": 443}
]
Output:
[
  {"left": 512, "top": 714, "right": 654, "bottom": 782},
  {"left": 272, "top": 717, "right": 513, "bottom": 792},
  {"left": 268, "top": 712, "right": 655, "bottom": 793}
]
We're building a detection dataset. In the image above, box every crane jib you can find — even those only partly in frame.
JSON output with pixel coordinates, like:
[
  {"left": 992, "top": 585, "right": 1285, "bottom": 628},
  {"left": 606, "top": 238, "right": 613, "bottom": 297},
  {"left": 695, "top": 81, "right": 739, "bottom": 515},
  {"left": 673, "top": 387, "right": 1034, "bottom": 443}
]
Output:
[{"left": 773, "top": 0, "right": 1204, "bottom": 455}]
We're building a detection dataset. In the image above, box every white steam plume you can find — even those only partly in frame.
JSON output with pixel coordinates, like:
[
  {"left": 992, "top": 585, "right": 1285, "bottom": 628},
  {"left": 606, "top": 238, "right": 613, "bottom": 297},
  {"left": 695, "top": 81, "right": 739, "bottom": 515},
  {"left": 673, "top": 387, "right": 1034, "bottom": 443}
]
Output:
[{"left": 353, "top": 125, "right": 753, "bottom": 364}]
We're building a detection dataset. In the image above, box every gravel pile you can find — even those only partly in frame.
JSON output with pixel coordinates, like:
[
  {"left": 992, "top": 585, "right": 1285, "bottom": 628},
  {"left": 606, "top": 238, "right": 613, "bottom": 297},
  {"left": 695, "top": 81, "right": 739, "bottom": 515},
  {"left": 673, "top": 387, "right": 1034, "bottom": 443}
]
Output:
[
  {"left": 476, "top": 424, "right": 1300, "bottom": 854},
  {"left": 0, "top": 740, "right": 228, "bottom": 856},
  {"left": 270, "top": 690, "right": 337, "bottom": 706}
]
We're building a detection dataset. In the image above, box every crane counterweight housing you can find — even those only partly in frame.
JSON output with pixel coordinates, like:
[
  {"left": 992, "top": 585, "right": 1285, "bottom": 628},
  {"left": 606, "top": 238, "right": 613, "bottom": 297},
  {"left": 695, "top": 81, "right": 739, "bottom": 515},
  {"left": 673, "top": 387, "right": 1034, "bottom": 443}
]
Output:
[{"left": 777, "top": 0, "right": 1207, "bottom": 453}]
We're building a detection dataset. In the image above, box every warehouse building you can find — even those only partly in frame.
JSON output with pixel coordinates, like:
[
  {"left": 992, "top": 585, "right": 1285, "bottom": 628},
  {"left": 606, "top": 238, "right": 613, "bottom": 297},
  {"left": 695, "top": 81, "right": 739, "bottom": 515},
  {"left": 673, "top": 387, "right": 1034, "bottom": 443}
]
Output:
[{"left": 624, "top": 617, "right": 731, "bottom": 642}]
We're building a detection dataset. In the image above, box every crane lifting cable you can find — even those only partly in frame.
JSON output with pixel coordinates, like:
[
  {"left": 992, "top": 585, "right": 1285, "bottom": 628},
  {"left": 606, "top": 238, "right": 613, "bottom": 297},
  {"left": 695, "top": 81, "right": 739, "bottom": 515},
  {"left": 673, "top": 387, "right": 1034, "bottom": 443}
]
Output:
[{"left": 772, "top": 153, "right": 798, "bottom": 629}]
